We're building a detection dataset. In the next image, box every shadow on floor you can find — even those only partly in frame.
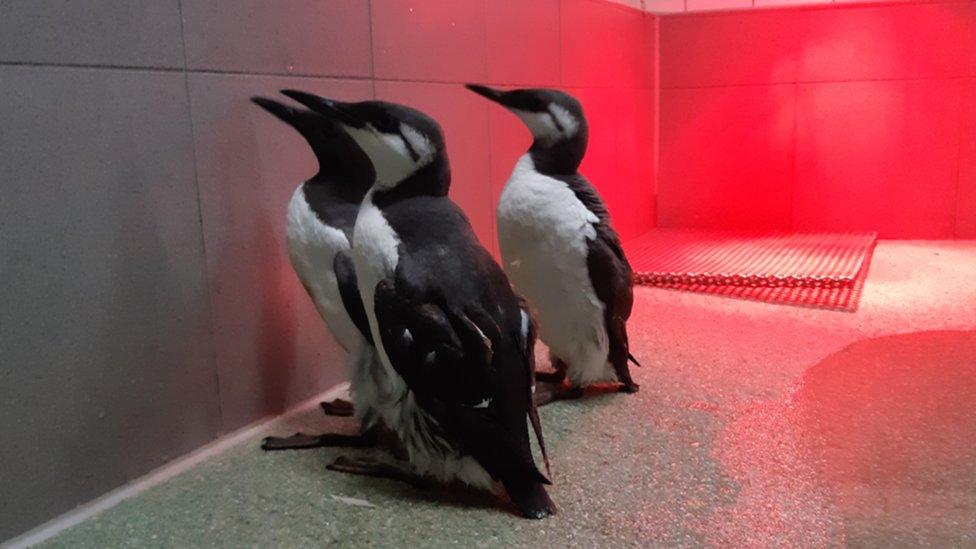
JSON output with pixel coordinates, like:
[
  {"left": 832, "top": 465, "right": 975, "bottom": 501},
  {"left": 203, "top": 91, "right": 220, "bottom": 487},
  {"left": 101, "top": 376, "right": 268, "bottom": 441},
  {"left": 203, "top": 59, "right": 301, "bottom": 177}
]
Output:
[
  {"left": 797, "top": 330, "right": 976, "bottom": 547},
  {"left": 710, "top": 331, "right": 976, "bottom": 547}
]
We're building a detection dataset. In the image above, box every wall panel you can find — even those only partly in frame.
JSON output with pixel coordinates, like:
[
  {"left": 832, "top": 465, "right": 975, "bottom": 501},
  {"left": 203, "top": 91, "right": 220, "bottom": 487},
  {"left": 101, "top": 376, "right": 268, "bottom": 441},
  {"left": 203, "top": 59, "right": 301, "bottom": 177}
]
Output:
[
  {"left": 793, "top": 80, "right": 962, "bottom": 238},
  {"left": 187, "top": 74, "right": 372, "bottom": 430},
  {"left": 0, "top": 66, "right": 218, "bottom": 541},
  {"left": 181, "top": 0, "right": 373, "bottom": 77},
  {"left": 0, "top": 0, "right": 184, "bottom": 68},
  {"left": 659, "top": 1, "right": 976, "bottom": 238}
]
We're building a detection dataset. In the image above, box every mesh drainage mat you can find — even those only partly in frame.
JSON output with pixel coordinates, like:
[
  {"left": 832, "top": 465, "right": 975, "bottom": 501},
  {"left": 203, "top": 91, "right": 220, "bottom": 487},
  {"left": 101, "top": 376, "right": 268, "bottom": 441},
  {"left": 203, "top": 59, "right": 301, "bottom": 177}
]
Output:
[{"left": 624, "top": 230, "right": 877, "bottom": 311}]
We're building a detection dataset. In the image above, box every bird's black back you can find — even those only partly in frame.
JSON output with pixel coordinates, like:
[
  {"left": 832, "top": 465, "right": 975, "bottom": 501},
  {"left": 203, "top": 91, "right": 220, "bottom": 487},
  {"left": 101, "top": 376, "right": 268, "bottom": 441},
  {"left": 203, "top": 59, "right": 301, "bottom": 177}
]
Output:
[{"left": 380, "top": 195, "right": 543, "bottom": 482}]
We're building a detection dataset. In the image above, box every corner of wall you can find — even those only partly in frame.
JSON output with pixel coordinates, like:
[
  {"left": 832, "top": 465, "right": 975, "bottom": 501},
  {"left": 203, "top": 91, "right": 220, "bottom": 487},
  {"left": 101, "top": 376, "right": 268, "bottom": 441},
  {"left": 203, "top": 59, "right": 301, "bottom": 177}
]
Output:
[{"left": 653, "top": 12, "right": 661, "bottom": 228}]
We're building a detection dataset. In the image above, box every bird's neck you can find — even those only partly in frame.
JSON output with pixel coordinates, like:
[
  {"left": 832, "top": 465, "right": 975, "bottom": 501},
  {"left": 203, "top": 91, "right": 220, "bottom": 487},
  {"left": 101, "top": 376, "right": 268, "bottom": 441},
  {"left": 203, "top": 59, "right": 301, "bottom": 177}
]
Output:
[
  {"left": 308, "top": 139, "right": 376, "bottom": 196},
  {"left": 371, "top": 155, "right": 451, "bottom": 207},
  {"left": 304, "top": 174, "right": 370, "bottom": 205},
  {"left": 528, "top": 137, "right": 585, "bottom": 176}
]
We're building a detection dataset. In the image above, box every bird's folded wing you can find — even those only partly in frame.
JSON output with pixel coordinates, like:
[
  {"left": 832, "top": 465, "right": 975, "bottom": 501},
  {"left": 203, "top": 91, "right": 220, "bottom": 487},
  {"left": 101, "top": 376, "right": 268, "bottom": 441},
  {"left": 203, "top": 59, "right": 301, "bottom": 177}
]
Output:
[
  {"left": 372, "top": 278, "right": 493, "bottom": 408},
  {"left": 333, "top": 251, "right": 373, "bottom": 345}
]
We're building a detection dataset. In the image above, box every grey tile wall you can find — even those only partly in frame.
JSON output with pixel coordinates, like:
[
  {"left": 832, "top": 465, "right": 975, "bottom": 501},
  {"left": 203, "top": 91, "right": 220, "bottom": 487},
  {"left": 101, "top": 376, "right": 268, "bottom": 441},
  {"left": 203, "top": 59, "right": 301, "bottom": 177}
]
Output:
[
  {"left": 187, "top": 73, "right": 373, "bottom": 430},
  {"left": 0, "top": 65, "right": 219, "bottom": 541},
  {"left": 0, "top": 1, "right": 185, "bottom": 68},
  {"left": 181, "top": 0, "right": 373, "bottom": 76},
  {"left": 0, "top": 5, "right": 371, "bottom": 540}
]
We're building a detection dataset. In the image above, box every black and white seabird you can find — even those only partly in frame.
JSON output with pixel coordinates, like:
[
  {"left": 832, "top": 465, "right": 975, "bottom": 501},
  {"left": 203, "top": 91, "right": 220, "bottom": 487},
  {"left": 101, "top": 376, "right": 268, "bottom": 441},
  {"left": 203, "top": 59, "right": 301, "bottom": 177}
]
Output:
[
  {"left": 465, "top": 85, "right": 640, "bottom": 402},
  {"left": 252, "top": 96, "right": 387, "bottom": 450},
  {"left": 281, "top": 90, "right": 555, "bottom": 519}
]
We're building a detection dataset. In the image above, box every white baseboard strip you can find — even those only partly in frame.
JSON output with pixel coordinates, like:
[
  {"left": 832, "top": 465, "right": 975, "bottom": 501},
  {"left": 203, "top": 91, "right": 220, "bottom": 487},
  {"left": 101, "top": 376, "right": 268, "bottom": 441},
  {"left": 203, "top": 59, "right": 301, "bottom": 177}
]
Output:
[{"left": 2, "top": 382, "right": 350, "bottom": 549}]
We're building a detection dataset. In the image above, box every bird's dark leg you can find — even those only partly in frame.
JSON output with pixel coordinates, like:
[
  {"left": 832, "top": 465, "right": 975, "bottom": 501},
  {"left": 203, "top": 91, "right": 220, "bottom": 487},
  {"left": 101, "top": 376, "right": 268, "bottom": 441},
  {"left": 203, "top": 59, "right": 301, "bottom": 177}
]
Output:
[
  {"left": 612, "top": 359, "right": 639, "bottom": 394},
  {"left": 327, "top": 455, "right": 430, "bottom": 489},
  {"left": 534, "top": 371, "right": 566, "bottom": 383},
  {"left": 261, "top": 424, "right": 379, "bottom": 451},
  {"left": 609, "top": 318, "right": 639, "bottom": 394},
  {"left": 617, "top": 380, "right": 640, "bottom": 394},
  {"left": 535, "top": 355, "right": 568, "bottom": 384},
  {"left": 533, "top": 384, "right": 584, "bottom": 407},
  {"left": 533, "top": 356, "right": 583, "bottom": 405},
  {"left": 320, "top": 399, "right": 355, "bottom": 417}
]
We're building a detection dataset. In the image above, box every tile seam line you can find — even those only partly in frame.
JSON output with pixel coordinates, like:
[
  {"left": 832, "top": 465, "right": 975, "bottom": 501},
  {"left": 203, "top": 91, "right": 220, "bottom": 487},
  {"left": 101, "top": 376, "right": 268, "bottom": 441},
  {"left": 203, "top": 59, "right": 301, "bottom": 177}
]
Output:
[
  {"left": 558, "top": 0, "right": 564, "bottom": 85},
  {"left": 366, "top": 0, "right": 377, "bottom": 98},
  {"left": 480, "top": 0, "right": 498, "bottom": 255},
  {"left": 658, "top": 0, "right": 974, "bottom": 16},
  {"left": 174, "top": 0, "right": 224, "bottom": 431},
  {"left": 951, "top": 81, "right": 965, "bottom": 237},
  {"left": 660, "top": 74, "right": 976, "bottom": 89},
  {"left": 653, "top": 14, "right": 661, "bottom": 227},
  {"left": 789, "top": 82, "right": 799, "bottom": 231},
  {"left": 0, "top": 61, "right": 607, "bottom": 88}
]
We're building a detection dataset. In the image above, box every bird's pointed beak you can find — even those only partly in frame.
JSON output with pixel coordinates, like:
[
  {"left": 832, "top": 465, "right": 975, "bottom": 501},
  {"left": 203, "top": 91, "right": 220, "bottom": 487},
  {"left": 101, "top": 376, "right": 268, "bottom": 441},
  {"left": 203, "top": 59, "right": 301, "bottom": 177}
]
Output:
[
  {"left": 465, "top": 83, "right": 510, "bottom": 107},
  {"left": 251, "top": 96, "right": 301, "bottom": 123},
  {"left": 251, "top": 95, "right": 323, "bottom": 140},
  {"left": 280, "top": 89, "right": 363, "bottom": 128}
]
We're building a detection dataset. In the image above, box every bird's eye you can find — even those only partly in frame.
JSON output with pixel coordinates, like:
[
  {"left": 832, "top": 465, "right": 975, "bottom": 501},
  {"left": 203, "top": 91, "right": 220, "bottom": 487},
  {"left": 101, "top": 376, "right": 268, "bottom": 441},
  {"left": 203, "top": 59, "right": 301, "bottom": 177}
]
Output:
[{"left": 548, "top": 112, "right": 565, "bottom": 133}]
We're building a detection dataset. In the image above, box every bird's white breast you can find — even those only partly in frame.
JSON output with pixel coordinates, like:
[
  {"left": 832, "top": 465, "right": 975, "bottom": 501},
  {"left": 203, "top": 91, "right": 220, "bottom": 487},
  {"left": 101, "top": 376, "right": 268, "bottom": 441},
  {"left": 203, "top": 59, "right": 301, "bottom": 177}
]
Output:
[
  {"left": 351, "top": 191, "right": 403, "bottom": 391},
  {"left": 496, "top": 154, "right": 613, "bottom": 385},
  {"left": 285, "top": 187, "right": 362, "bottom": 352}
]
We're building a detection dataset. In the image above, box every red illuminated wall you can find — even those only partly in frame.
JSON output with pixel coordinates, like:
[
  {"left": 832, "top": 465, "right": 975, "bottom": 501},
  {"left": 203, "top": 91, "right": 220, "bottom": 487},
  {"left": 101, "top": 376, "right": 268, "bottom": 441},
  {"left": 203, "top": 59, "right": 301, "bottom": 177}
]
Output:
[
  {"left": 658, "top": 2, "right": 976, "bottom": 239},
  {"left": 369, "top": 0, "right": 657, "bottom": 251},
  {"left": 469, "top": 0, "right": 658, "bottom": 248}
]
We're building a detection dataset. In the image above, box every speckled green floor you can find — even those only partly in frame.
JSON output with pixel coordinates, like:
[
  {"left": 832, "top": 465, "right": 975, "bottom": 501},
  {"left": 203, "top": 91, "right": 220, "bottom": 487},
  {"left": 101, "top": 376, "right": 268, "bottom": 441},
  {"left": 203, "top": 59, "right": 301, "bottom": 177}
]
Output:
[{"left": 42, "top": 242, "right": 976, "bottom": 548}]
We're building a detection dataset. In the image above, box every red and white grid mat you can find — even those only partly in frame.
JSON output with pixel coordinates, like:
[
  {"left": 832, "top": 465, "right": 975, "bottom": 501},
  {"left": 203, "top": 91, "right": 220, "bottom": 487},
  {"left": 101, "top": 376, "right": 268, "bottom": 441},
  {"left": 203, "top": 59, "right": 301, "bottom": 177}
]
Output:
[{"left": 624, "top": 230, "right": 878, "bottom": 311}]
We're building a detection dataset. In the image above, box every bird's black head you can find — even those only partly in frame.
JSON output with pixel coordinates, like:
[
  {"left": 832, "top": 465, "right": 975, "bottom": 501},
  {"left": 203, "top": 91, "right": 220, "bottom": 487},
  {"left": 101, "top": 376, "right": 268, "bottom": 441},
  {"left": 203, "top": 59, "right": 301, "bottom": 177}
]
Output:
[
  {"left": 466, "top": 84, "right": 588, "bottom": 174},
  {"left": 250, "top": 96, "right": 375, "bottom": 192},
  {"left": 281, "top": 90, "right": 450, "bottom": 198}
]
